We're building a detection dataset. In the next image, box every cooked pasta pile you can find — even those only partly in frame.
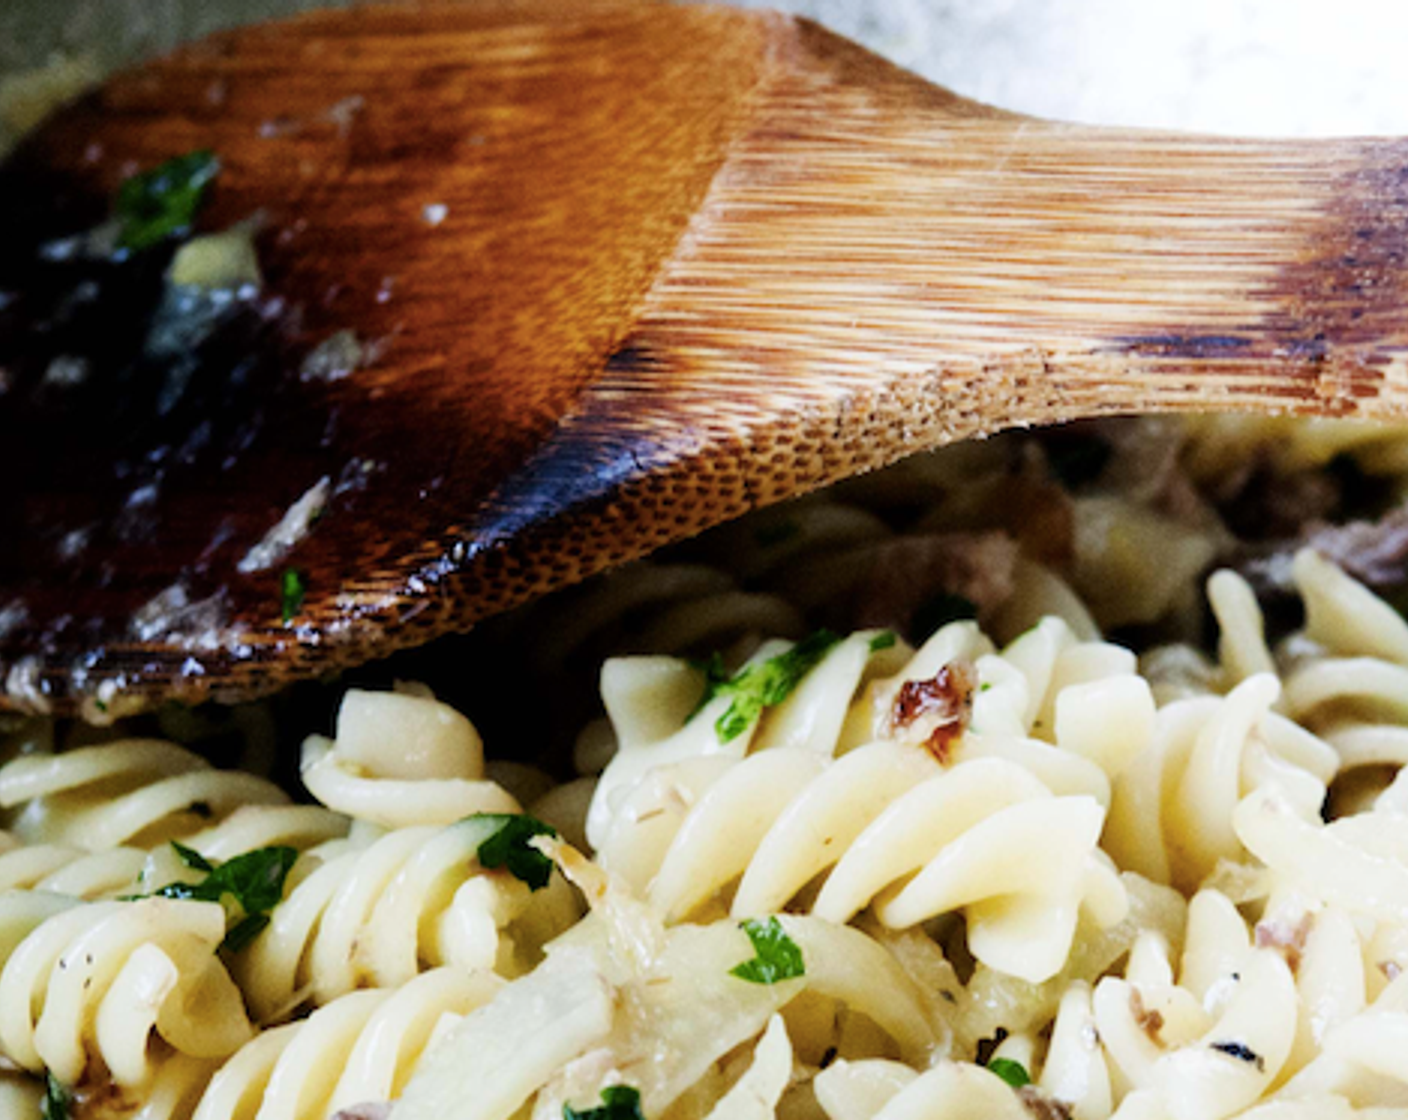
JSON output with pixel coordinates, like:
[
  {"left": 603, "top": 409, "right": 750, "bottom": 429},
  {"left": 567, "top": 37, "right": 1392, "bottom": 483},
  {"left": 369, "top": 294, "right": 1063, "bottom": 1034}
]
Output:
[{"left": 8, "top": 416, "right": 1408, "bottom": 1119}]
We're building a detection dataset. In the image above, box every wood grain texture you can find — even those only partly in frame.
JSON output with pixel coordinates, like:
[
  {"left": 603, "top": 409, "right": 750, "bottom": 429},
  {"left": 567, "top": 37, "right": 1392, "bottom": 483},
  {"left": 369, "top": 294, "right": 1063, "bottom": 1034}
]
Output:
[{"left": 3, "top": 0, "right": 1408, "bottom": 717}]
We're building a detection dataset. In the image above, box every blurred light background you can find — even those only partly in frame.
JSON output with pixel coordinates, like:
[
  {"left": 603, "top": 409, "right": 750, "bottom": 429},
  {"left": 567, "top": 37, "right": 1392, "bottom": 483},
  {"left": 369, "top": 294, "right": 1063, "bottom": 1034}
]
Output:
[{"left": 2, "top": 0, "right": 1406, "bottom": 136}]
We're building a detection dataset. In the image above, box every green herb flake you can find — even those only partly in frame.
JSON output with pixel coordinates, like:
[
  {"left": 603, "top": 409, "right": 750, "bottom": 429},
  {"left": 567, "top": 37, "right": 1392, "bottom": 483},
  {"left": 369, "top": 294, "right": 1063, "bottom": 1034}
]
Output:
[
  {"left": 115, "top": 150, "right": 220, "bottom": 252},
  {"left": 171, "top": 840, "right": 214, "bottom": 873},
  {"left": 910, "top": 593, "right": 977, "bottom": 640},
  {"left": 220, "top": 913, "right": 271, "bottom": 954},
  {"left": 156, "top": 844, "right": 297, "bottom": 913},
  {"left": 562, "top": 1085, "right": 645, "bottom": 1120},
  {"left": 868, "top": 630, "right": 898, "bottom": 653},
  {"left": 471, "top": 813, "right": 559, "bottom": 891},
  {"left": 280, "top": 568, "right": 307, "bottom": 624},
  {"left": 42, "top": 1072, "right": 69, "bottom": 1120},
  {"left": 697, "top": 630, "right": 841, "bottom": 743},
  {"left": 729, "top": 917, "right": 806, "bottom": 985},
  {"left": 688, "top": 651, "right": 730, "bottom": 693},
  {"left": 150, "top": 842, "right": 298, "bottom": 952},
  {"left": 987, "top": 1058, "right": 1031, "bottom": 1089}
]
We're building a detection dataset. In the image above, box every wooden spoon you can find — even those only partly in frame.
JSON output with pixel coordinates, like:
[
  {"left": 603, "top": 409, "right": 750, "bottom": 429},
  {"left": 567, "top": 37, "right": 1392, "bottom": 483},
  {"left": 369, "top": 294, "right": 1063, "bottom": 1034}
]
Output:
[{"left": 4, "top": 0, "right": 1408, "bottom": 720}]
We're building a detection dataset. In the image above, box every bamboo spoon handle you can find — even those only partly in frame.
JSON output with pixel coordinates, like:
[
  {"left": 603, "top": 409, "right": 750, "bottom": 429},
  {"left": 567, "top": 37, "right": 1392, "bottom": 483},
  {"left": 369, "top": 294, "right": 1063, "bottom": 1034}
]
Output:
[
  {"left": 547, "top": 70, "right": 1408, "bottom": 516},
  {"left": 2, "top": 1, "right": 1407, "bottom": 717}
]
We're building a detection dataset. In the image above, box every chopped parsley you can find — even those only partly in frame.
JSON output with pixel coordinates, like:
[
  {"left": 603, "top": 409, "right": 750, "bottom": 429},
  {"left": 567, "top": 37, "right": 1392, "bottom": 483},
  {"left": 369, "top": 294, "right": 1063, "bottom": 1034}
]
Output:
[
  {"left": 147, "top": 841, "right": 298, "bottom": 952},
  {"left": 729, "top": 917, "right": 806, "bottom": 984},
  {"left": 115, "top": 150, "right": 220, "bottom": 252},
  {"left": 910, "top": 593, "right": 977, "bottom": 640},
  {"left": 562, "top": 1086, "right": 645, "bottom": 1120},
  {"left": 695, "top": 630, "right": 841, "bottom": 743},
  {"left": 987, "top": 1058, "right": 1031, "bottom": 1088},
  {"left": 280, "top": 567, "right": 307, "bottom": 624},
  {"left": 470, "top": 813, "right": 558, "bottom": 890},
  {"left": 868, "top": 630, "right": 898, "bottom": 653},
  {"left": 172, "top": 839, "right": 214, "bottom": 873},
  {"left": 41, "top": 1073, "right": 69, "bottom": 1120},
  {"left": 689, "top": 650, "right": 729, "bottom": 692},
  {"left": 220, "top": 913, "right": 273, "bottom": 954}
]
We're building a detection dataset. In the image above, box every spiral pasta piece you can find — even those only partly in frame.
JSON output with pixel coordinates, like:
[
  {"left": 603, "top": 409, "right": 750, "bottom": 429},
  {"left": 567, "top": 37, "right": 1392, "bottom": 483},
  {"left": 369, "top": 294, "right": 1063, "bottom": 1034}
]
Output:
[
  {"left": 1224, "top": 555, "right": 1408, "bottom": 815},
  {"left": 0, "top": 738, "right": 289, "bottom": 851},
  {"left": 598, "top": 740, "right": 1119, "bottom": 982},
  {"left": 587, "top": 627, "right": 908, "bottom": 851},
  {"left": 1234, "top": 784, "right": 1408, "bottom": 927},
  {"left": 1207, "top": 569, "right": 1277, "bottom": 688},
  {"left": 300, "top": 688, "right": 519, "bottom": 829},
  {"left": 397, "top": 901, "right": 946, "bottom": 1120},
  {"left": 1293, "top": 549, "right": 1408, "bottom": 666},
  {"left": 815, "top": 759, "right": 1121, "bottom": 983},
  {"left": 0, "top": 836, "right": 148, "bottom": 898},
  {"left": 191, "top": 967, "right": 503, "bottom": 1120},
  {"left": 1012, "top": 878, "right": 1404, "bottom": 1120},
  {"left": 0, "top": 891, "right": 252, "bottom": 1092},
  {"left": 1094, "top": 945, "right": 1297, "bottom": 1119},
  {"left": 0, "top": 804, "right": 349, "bottom": 903},
  {"left": 590, "top": 620, "right": 1130, "bottom": 981},
  {"left": 817, "top": 1059, "right": 1036, "bottom": 1120},
  {"left": 1105, "top": 675, "right": 1338, "bottom": 891},
  {"left": 1191, "top": 557, "right": 1408, "bottom": 822},
  {"left": 1279, "top": 985, "right": 1408, "bottom": 1111},
  {"left": 233, "top": 816, "right": 579, "bottom": 1023}
]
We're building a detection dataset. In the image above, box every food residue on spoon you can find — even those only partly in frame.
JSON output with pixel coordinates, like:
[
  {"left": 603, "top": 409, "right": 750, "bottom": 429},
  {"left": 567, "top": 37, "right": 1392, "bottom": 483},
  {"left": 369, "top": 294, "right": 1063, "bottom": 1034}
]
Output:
[
  {"left": 128, "top": 580, "right": 232, "bottom": 647},
  {"left": 299, "top": 330, "right": 364, "bottom": 383},
  {"left": 40, "top": 354, "right": 90, "bottom": 389},
  {"left": 237, "top": 476, "right": 330, "bottom": 573},
  {"left": 0, "top": 601, "right": 28, "bottom": 641}
]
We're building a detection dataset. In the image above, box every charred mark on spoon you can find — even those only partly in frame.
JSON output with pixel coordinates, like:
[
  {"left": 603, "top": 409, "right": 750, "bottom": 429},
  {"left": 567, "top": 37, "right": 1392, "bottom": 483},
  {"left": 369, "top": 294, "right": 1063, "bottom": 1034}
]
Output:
[
  {"left": 1102, "top": 147, "right": 1408, "bottom": 400},
  {"left": 1107, "top": 333, "right": 1256, "bottom": 359},
  {"left": 1260, "top": 146, "right": 1408, "bottom": 381}
]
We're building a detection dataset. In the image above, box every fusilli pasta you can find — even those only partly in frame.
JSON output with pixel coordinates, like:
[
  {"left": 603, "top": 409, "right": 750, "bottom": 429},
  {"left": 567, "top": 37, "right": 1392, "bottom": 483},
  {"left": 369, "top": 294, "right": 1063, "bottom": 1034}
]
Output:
[
  {"left": 233, "top": 815, "right": 579, "bottom": 1024},
  {"left": 8, "top": 416, "right": 1408, "bottom": 1118},
  {"left": 0, "top": 892, "right": 252, "bottom": 1090}
]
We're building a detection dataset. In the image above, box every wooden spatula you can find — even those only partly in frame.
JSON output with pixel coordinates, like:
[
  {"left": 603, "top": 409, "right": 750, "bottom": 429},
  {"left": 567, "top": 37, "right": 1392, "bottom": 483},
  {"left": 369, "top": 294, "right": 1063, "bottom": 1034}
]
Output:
[{"left": 3, "top": 0, "right": 1407, "bottom": 719}]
